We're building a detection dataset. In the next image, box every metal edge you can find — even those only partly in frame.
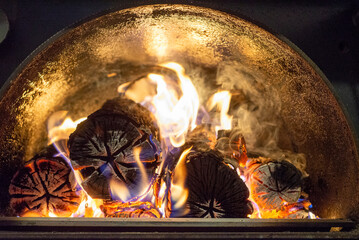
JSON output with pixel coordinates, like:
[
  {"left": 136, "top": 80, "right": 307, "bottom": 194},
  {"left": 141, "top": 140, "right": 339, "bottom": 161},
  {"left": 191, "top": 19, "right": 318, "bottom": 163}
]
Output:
[
  {"left": 0, "top": 231, "right": 358, "bottom": 240},
  {"left": 0, "top": 218, "right": 357, "bottom": 239}
]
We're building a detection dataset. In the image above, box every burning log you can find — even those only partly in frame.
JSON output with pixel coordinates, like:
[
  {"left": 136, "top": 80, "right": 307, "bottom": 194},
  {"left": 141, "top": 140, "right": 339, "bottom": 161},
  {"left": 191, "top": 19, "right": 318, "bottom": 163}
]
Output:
[
  {"left": 8, "top": 157, "right": 81, "bottom": 217},
  {"left": 181, "top": 150, "right": 252, "bottom": 218},
  {"left": 246, "top": 157, "right": 303, "bottom": 211},
  {"left": 68, "top": 97, "right": 161, "bottom": 199}
]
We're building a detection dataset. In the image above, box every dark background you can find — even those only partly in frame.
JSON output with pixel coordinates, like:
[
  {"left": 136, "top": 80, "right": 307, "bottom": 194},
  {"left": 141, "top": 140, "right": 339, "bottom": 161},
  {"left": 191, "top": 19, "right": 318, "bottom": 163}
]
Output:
[{"left": 0, "top": 0, "right": 358, "bottom": 139}]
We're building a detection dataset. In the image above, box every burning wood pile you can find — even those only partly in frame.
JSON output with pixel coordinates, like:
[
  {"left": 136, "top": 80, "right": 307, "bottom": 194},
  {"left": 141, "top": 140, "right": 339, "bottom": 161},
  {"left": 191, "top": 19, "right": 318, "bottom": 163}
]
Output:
[{"left": 8, "top": 62, "right": 317, "bottom": 219}]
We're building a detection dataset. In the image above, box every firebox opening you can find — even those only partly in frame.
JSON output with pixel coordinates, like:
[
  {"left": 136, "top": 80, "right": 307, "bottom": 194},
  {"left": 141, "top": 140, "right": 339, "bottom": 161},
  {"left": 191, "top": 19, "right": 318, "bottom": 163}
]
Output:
[{"left": 0, "top": 4, "right": 358, "bottom": 222}]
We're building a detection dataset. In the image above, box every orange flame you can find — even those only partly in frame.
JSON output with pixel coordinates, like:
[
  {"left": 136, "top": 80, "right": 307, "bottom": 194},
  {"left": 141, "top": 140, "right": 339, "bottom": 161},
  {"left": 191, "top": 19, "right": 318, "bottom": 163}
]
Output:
[
  {"left": 47, "top": 111, "right": 86, "bottom": 145},
  {"left": 171, "top": 147, "right": 191, "bottom": 211},
  {"left": 47, "top": 111, "right": 86, "bottom": 160},
  {"left": 118, "top": 62, "right": 200, "bottom": 148}
]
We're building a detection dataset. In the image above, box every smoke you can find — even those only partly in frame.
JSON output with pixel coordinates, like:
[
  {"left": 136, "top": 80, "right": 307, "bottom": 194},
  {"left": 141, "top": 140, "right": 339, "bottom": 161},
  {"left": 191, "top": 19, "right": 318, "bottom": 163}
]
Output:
[{"left": 214, "top": 60, "right": 307, "bottom": 175}]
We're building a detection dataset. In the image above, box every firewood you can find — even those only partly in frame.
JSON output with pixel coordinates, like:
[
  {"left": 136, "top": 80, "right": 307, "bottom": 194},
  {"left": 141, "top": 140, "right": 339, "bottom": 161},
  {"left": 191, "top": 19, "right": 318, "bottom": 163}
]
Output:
[
  {"left": 183, "top": 125, "right": 216, "bottom": 152},
  {"left": 246, "top": 158, "right": 303, "bottom": 210},
  {"left": 8, "top": 157, "right": 81, "bottom": 217},
  {"left": 180, "top": 150, "right": 252, "bottom": 218},
  {"left": 68, "top": 97, "right": 161, "bottom": 199}
]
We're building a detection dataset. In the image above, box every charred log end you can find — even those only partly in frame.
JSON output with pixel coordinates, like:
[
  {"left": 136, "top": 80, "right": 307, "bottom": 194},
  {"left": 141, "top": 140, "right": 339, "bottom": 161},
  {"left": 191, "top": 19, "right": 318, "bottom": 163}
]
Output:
[
  {"left": 247, "top": 159, "right": 303, "bottom": 210},
  {"left": 176, "top": 150, "right": 252, "bottom": 218},
  {"left": 68, "top": 97, "right": 161, "bottom": 200},
  {"left": 8, "top": 157, "right": 81, "bottom": 217}
]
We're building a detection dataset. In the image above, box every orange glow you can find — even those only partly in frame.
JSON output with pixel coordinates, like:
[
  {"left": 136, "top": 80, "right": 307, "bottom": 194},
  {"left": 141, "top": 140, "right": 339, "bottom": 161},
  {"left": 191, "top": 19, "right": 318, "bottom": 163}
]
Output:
[
  {"left": 107, "top": 73, "right": 117, "bottom": 77},
  {"left": 244, "top": 177, "right": 317, "bottom": 219},
  {"left": 71, "top": 196, "right": 104, "bottom": 218},
  {"left": 48, "top": 211, "right": 58, "bottom": 218},
  {"left": 101, "top": 201, "right": 161, "bottom": 218}
]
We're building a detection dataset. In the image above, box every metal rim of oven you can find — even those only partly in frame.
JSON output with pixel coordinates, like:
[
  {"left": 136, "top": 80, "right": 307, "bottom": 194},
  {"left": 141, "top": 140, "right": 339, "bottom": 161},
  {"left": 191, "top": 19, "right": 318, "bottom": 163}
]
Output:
[{"left": 0, "top": 218, "right": 358, "bottom": 239}]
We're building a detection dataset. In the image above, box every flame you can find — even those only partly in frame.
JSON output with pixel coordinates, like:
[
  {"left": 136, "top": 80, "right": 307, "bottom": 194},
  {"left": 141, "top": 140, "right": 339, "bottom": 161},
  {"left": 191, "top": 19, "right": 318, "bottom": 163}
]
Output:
[
  {"left": 47, "top": 111, "right": 86, "bottom": 160},
  {"left": 109, "top": 180, "right": 131, "bottom": 202},
  {"left": 133, "top": 147, "right": 150, "bottom": 193},
  {"left": 71, "top": 196, "right": 104, "bottom": 218},
  {"left": 171, "top": 148, "right": 191, "bottom": 211},
  {"left": 48, "top": 211, "right": 58, "bottom": 218},
  {"left": 48, "top": 111, "right": 86, "bottom": 144},
  {"left": 43, "top": 62, "right": 318, "bottom": 219},
  {"left": 118, "top": 62, "right": 200, "bottom": 148},
  {"left": 207, "top": 91, "right": 233, "bottom": 134}
]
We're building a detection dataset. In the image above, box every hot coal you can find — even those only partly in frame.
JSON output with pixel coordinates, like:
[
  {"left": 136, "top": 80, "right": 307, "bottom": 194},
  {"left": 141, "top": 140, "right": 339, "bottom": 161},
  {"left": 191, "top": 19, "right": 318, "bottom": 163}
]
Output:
[
  {"left": 68, "top": 97, "right": 161, "bottom": 199},
  {"left": 101, "top": 200, "right": 161, "bottom": 218},
  {"left": 9, "top": 157, "right": 81, "bottom": 217},
  {"left": 246, "top": 158, "right": 303, "bottom": 210},
  {"left": 180, "top": 150, "right": 252, "bottom": 218}
]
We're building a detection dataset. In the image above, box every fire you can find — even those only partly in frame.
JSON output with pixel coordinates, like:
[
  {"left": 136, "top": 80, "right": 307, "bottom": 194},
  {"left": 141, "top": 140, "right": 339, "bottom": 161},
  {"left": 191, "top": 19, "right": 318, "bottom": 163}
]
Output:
[
  {"left": 207, "top": 91, "right": 233, "bottom": 134},
  {"left": 171, "top": 148, "right": 191, "bottom": 211},
  {"left": 47, "top": 111, "right": 86, "bottom": 159},
  {"left": 71, "top": 196, "right": 104, "bottom": 218},
  {"left": 39, "top": 62, "right": 318, "bottom": 219},
  {"left": 118, "top": 62, "right": 199, "bottom": 148},
  {"left": 247, "top": 199, "right": 319, "bottom": 219}
]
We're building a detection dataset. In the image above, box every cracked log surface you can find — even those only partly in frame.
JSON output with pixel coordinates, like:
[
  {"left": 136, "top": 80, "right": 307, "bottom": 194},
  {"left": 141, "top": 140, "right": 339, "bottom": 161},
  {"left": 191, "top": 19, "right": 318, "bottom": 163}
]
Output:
[
  {"left": 181, "top": 150, "right": 252, "bottom": 218},
  {"left": 246, "top": 158, "right": 302, "bottom": 210},
  {"left": 8, "top": 157, "right": 81, "bottom": 217},
  {"left": 68, "top": 97, "right": 161, "bottom": 199}
]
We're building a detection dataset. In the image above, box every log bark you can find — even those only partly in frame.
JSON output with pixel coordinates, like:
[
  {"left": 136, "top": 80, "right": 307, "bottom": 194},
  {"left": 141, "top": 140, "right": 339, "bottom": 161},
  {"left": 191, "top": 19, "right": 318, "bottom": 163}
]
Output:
[
  {"left": 68, "top": 97, "right": 161, "bottom": 199},
  {"left": 246, "top": 158, "right": 303, "bottom": 210},
  {"left": 8, "top": 157, "right": 81, "bottom": 217},
  {"left": 183, "top": 125, "right": 216, "bottom": 152},
  {"left": 179, "top": 150, "right": 252, "bottom": 218}
]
